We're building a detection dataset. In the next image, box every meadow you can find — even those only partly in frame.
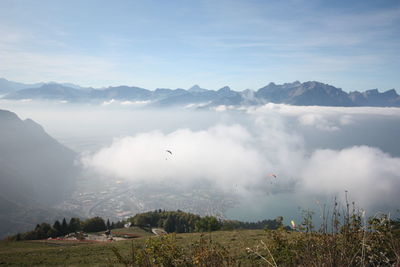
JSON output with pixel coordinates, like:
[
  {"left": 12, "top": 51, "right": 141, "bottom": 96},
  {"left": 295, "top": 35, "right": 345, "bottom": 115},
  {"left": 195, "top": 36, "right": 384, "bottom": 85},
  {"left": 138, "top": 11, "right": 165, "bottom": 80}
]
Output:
[{"left": 1, "top": 215, "right": 399, "bottom": 266}]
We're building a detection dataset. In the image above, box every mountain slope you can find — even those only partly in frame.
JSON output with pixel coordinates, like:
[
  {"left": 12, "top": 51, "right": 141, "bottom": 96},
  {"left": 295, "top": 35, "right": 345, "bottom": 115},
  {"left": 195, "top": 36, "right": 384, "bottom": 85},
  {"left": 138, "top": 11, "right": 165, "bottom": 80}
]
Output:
[
  {"left": 0, "top": 109, "right": 79, "bottom": 238},
  {"left": 255, "top": 81, "right": 400, "bottom": 107},
  {"left": 3, "top": 83, "right": 88, "bottom": 101},
  {"left": 0, "top": 78, "right": 43, "bottom": 94}
]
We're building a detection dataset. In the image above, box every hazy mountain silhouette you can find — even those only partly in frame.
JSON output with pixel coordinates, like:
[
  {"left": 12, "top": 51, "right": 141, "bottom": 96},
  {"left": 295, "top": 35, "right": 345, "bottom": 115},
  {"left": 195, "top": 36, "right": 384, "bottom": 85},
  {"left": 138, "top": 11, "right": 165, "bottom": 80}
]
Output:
[
  {"left": 0, "top": 109, "right": 78, "bottom": 238},
  {"left": 0, "top": 78, "right": 43, "bottom": 94},
  {"left": 2, "top": 79, "right": 399, "bottom": 107}
]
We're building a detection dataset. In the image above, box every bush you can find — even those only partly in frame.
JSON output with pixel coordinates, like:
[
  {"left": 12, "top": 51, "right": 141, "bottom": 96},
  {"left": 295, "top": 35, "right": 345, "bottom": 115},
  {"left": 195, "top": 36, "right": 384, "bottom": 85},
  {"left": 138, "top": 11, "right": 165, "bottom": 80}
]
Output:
[
  {"left": 246, "top": 199, "right": 400, "bottom": 266},
  {"left": 110, "top": 234, "right": 239, "bottom": 266}
]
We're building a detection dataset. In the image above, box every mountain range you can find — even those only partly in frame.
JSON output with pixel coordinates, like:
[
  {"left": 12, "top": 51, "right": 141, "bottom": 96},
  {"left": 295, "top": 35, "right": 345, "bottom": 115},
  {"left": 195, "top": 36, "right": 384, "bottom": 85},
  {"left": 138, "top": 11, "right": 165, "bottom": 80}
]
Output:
[
  {"left": 0, "top": 109, "right": 78, "bottom": 238},
  {"left": 1, "top": 78, "right": 399, "bottom": 107}
]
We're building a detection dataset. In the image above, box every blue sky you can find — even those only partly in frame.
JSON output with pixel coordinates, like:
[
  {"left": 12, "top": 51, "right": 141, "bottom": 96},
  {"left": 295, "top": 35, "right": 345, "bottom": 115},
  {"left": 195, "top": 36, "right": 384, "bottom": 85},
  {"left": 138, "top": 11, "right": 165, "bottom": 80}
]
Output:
[{"left": 0, "top": 0, "right": 399, "bottom": 91}]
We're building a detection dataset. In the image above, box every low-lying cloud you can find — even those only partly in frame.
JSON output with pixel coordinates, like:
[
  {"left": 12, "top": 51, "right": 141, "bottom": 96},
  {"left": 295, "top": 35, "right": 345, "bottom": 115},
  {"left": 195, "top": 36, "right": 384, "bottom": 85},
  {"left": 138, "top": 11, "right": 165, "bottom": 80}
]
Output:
[
  {"left": 300, "top": 146, "right": 400, "bottom": 209},
  {"left": 83, "top": 125, "right": 270, "bottom": 191},
  {"left": 3, "top": 99, "right": 399, "bottom": 213},
  {"left": 82, "top": 104, "right": 400, "bottom": 212}
]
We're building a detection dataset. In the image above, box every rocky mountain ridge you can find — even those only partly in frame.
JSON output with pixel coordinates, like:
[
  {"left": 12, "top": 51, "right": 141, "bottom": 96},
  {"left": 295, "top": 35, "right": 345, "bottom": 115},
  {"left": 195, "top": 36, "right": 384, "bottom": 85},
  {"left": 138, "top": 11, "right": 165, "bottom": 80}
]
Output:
[{"left": 1, "top": 78, "right": 399, "bottom": 107}]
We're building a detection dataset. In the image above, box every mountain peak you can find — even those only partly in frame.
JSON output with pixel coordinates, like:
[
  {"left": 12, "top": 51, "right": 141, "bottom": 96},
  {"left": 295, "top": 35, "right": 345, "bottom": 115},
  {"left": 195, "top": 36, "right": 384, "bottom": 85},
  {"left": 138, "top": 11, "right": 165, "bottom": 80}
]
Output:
[
  {"left": 383, "top": 89, "right": 398, "bottom": 97},
  {"left": 0, "top": 109, "right": 20, "bottom": 121},
  {"left": 365, "top": 89, "right": 379, "bottom": 95},
  {"left": 218, "top": 86, "right": 231, "bottom": 92},
  {"left": 188, "top": 85, "right": 208, "bottom": 93},
  {"left": 190, "top": 85, "right": 200, "bottom": 89}
]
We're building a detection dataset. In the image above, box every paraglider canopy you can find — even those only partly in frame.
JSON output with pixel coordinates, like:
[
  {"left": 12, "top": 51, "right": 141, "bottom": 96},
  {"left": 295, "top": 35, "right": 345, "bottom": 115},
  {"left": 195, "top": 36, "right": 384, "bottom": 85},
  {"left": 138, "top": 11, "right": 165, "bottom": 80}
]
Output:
[{"left": 165, "top": 150, "right": 173, "bottom": 160}]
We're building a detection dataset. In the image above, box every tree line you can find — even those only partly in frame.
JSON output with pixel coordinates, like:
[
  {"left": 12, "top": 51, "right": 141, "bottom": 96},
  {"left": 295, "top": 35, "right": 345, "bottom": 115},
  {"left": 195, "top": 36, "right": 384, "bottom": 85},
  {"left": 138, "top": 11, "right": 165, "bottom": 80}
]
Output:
[
  {"left": 7, "top": 217, "right": 125, "bottom": 241},
  {"left": 6, "top": 210, "right": 284, "bottom": 241},
  {"left": 129, "top": 210, "right": 283, "bottom": 233}
]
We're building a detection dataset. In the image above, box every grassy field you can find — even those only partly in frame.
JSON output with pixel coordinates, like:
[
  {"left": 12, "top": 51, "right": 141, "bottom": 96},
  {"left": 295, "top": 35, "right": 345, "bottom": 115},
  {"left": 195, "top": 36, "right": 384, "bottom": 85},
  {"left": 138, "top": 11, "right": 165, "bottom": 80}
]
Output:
[
  {"left": 1, "top": 225, "right": 399, "bottom": 266},
  {"left": 111, "top": 226, "right": 154, "bottom": 238},
  {"left": 0, "top": 229, "right": 266, "bottom": 266}
]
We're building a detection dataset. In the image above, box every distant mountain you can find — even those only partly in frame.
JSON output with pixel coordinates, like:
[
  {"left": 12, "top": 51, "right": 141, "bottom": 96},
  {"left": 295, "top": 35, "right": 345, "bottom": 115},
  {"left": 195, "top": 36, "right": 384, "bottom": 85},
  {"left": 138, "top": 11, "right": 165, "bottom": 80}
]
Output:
[
  {"left": 188, "top": 85, "right": 209, "bottom": 93},
  {"left": 2, "top": 79, "right": 399, "bottom": 107},
  {"left": 0, "top": 78, "right": 86, "bottom": 95},
  {"left": 4, "top": 83, "right": 88, "bottom": 101},
  {"left": 255, "top": 81, "right": 400, "bottom": 107},
  {"left": 348, "top": 89, "right": 400, "bottom": 107},
  {"left": 91, "top": 85, "right": 151, "bottom": 100},
  {"left": 0, "top": 109, "right": 78, "bottom": 238},
  {"left": 0, "top": 78, "right": 43, "bottom": 94},
  {"left": 255, "top": 81, "right": 354, "bottom": 106}
]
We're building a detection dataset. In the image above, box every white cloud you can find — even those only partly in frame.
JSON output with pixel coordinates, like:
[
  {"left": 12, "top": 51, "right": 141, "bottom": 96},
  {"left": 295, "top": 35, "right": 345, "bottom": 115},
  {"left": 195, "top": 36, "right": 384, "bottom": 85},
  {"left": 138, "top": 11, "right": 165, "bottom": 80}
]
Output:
[
  {"left": 300, "top": 146, "right": 400, "bottom": 209},
  {"left": 82, "top": 125, "right": 269, "bottom": 191},
  {"left": 249, "top": 103, "right": 400, "bottom": 132},
  {"left": 298, "top": 114, "right": 339, "bottom": 132},
  {"left": 82, "top": 104, "right": 400, "bottom": 211}
]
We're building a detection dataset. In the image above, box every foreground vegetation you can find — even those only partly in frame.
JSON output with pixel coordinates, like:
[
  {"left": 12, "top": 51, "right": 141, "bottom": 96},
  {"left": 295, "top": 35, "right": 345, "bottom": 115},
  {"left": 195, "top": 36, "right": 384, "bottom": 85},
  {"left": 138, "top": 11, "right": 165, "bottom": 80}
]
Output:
[
  {"left": 2, "top": 201, "right": 400, "bottom": 266},
  {"left": 1, "top": 216, "right": 399, "bottom": 266},
  {"left": 6, "top": 217, "right": 126, "bottom": 241},
  {"left": 1, "top": 223, "right": 399, "bottom": 266},
  {"left": 6, "top": 210, "right": 282, "bottom": 241},
  {"left": 109, "top": 208, "right": 400, "bottom": 266}
]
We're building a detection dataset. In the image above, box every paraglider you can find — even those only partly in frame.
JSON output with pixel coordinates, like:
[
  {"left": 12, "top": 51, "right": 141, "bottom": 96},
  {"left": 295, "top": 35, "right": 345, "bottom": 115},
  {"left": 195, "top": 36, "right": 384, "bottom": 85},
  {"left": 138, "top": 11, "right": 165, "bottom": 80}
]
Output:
[
  {"left": 165, "top": 150, "right": 173, "bottom": 160},
  {"left": 266, "top": 173, "right": 277, "bottom": 184}
]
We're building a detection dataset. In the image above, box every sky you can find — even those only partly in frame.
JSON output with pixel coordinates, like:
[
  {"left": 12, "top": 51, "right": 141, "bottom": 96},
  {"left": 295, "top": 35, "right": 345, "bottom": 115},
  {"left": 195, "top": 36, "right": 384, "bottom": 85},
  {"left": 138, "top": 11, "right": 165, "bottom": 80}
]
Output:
[{"left": 0, "top": 0, "right": 399, "bottom": 91}]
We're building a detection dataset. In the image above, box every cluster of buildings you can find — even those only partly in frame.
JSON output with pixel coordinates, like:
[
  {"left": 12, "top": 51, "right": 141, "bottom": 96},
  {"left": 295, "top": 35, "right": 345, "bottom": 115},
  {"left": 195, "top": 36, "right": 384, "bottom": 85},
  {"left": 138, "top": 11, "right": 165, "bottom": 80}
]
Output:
[{"left": 56, "top": 177, "right": 238, "bottom": 222}]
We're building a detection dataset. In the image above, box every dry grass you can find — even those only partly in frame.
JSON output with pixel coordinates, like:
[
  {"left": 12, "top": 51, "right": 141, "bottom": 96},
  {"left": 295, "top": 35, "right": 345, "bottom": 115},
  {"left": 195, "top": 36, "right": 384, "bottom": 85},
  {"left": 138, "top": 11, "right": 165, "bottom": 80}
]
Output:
[{"left": 1, "top": 199, "right": 399, "bottom": 266}]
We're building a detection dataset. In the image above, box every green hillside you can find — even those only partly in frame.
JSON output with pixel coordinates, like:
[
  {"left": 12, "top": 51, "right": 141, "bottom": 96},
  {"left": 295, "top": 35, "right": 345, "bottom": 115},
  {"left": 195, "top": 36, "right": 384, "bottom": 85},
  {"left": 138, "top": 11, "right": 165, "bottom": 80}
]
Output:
[
  {"left": 0, "top": 230, "right": 268, "bottom": 266},
  {"left": 1, "top": 224, "right": 400, "bottom": 266},
  {"left": 1, "top": 209, "right": 399, "bottom": 266}
]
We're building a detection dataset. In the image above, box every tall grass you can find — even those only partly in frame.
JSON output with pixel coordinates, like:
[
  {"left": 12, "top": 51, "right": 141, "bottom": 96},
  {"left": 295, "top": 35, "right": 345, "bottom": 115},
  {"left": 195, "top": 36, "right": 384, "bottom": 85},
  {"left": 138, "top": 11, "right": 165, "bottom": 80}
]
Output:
[
  {"left": 108, "top": 234, "right": 240, "bottom": 267},
  {"left": 252, "top": 195, "right": 400, "bottom": 266},
  {"left": 110, "top": 197, "right": 400, "bottom": 266}
]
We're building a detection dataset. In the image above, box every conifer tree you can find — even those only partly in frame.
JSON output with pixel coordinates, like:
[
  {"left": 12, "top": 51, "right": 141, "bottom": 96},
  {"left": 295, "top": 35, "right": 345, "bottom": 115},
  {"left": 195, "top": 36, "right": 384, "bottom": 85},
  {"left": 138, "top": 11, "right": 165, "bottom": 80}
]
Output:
[
  {"left": 53, "top": 220, "right": 62, "bottom": 237},
  {"left": 61, "top": 218, "right": 68, "bottom": 235},
  {"left": 164, "top": 215, "right": 176, "bottom": 233},
  {"left": 68, "top": 218, "right": 81, "bottom": 233}
]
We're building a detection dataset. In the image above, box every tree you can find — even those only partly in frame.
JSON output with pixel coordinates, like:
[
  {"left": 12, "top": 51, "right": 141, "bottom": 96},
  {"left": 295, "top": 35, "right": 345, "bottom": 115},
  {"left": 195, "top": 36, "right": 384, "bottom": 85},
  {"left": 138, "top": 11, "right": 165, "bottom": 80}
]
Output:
[
  {"left": 61, "top": 218, "right": 68, "bottom": 235},
  {"left": 53, "top": 220, "right": 62, "bottom": 237},
  {"left": 82, "top": 217, "right": 107, "bottom": 233},
  {"left": 22, "top": 230, "right": 38, "bottom": 240},
  {"left": 164, "top": 215, "right": 176, "bottom": 233},
  {"left": 175, "top": 216, "right": 186, "bottom": 233},
  {"left": 106, "top": 219, "right": 111, "bottom": 230},
  {"left": 47, "top": 228, "right": 58, "bottom": 238},
  {"left": 195, "top": 216, "right": 222, "bottom": 232},
  {"left": 68, "top": 218, "right": 81, "bottom": 233},
  {"left": 37, "top": 223, "right": 51, "bottom": 239}
]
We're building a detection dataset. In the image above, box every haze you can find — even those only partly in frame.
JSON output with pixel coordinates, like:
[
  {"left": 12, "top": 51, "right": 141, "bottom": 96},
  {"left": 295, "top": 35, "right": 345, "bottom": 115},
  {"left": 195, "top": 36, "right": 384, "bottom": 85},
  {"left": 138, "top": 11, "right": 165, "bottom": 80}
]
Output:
[
  {"left": 2, "top": 99, "right": 400, "bottom": 222},
  {"left": 1, "top": 0, "right": 400, "bottom": 239}
]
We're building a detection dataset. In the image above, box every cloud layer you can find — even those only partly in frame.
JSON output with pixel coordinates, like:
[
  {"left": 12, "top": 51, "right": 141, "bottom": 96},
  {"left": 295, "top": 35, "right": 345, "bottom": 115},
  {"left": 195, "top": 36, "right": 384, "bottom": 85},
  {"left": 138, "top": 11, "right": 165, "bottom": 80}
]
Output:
[
  {"left": 300, "top": 146, "right": 400, "bottom": 209},
  {"left": 82, "top": 104, "right": 400, "bottom": 212},
  {"left": 83, "top": 125, "right": 269, "bottom": 191}
]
